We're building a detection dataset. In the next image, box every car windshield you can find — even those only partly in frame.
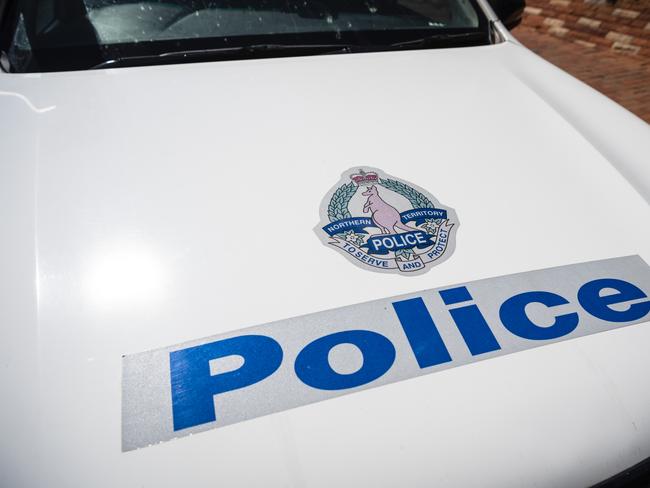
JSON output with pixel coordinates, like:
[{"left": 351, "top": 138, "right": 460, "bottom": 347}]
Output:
[{"left": 0, "top": 0, "right": 488, "bottom": 72}]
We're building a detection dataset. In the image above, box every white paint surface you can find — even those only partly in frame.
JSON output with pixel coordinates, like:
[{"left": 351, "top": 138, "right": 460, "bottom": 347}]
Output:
[{"left": 1, "top": 38, "right": 649, "bottom": 487}]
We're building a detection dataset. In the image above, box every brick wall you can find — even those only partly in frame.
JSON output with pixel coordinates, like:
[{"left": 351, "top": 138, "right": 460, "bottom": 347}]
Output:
[{"left": 522, "top": 0, "right": 650, "bottom": 58}]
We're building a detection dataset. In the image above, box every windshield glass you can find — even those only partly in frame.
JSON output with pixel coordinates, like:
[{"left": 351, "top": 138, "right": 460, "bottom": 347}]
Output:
[{"left": 0, "top": 0, "right": 488, "bottom": 72}]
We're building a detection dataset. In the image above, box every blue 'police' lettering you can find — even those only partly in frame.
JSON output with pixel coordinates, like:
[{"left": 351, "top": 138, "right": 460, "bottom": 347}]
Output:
[
  {"left": 294, "top": 330, "right": 395, "bottom": 390},
  {"left": 392, "top": 297, "right": 452, "bottom": 368},
  {"left": 578, "top": 278, "right": 650, "bottom": 323},
  {"left": 149, "top": 265, "right": 650, "bottom": 442},
  {"left": 170, "top": 335, "right": 282, "bottom": 431},
  {"left": 440, "top": 287, "right": 502, "bottom": 356},
  {"left": 499, "top": 291, "right": 579, "bottom": 340},
  {"left": 439, "top": 286, "right": 473, "bottom": 305}
]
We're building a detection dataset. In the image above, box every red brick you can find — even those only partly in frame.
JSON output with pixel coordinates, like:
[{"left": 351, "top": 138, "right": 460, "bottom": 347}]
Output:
[{"left": 513, "top": 24, "right": 650, "bottom": 122}]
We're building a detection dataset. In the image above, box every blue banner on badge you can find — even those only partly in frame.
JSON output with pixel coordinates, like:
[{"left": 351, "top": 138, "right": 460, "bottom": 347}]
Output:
[{"left": 363, "top": 230, "right": 435, "bottom": 255}]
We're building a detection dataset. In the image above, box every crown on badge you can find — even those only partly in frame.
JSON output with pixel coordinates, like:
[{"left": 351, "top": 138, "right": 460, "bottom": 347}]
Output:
[{"left": 350, "top": 169, "right": 379, "bottom": 186}]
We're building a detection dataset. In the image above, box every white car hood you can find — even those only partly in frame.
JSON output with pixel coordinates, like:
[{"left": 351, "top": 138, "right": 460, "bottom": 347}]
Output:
[{"left": 1, "top": 40, "right": 649, "bottom": 487}]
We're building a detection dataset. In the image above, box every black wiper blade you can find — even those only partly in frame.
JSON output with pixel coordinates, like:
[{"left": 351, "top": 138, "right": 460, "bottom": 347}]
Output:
[
  {"left": 389, "top": 31, "right": 488, "bottom": 49},
  {"left": 89, "top": 33, "right": 487, "bottom": 69},
  {"left": 91, "top": 43, "right": 358, "bottom": 69}
]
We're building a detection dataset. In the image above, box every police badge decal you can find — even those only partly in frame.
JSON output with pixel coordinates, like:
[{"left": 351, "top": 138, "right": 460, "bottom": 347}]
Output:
[{"left": 315, "top": 167, "right": 459, "bottom": 275}]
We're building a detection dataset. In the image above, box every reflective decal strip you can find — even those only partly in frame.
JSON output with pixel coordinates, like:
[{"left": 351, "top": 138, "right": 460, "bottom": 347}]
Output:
[{"left": 122, "top": 255, "right": 650, "bottom": 451}]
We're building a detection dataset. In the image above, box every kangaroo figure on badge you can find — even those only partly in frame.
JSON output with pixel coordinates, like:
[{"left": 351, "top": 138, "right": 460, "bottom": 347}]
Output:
[{"left": 362, "top": 185, "right": 415, "bottom": 235}]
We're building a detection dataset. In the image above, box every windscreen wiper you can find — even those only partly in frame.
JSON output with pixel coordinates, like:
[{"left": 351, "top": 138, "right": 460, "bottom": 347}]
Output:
[
  {"left": 388, "top": 31, "right": 489, "bottom": 49},
  {"left": 90, "top": 32, "right": 488, "bottom": 69},
  {"left": 91, "top": 43, "right": 360, "bottom": 69}
]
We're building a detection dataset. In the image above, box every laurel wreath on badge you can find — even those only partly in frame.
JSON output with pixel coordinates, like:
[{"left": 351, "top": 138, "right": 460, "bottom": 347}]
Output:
[{"left": 328, "top": 179, "right": 433, "bottom": 219}]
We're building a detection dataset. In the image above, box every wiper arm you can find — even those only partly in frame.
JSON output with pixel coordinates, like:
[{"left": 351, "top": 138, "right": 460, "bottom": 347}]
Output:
[
  {"left": 91, "top": 43, "right": 358, "bottom": 69},
  {"left": 389, "top": 31, "right": 488, "bottom": 49}
]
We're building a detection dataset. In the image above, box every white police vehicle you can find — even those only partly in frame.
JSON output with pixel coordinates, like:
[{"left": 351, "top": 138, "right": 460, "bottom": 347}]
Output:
[{"left": 1, "top": 0, "right": 649, "bottom": 486}]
